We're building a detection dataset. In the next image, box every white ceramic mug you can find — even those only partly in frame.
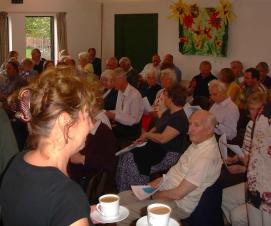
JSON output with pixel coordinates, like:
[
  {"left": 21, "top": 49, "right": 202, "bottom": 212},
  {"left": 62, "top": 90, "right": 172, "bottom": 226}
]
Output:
[
  {"left": 147, "top": 203, "right": 171, "bottom": 226},
  {"left": 96, "top": 194, "right": 120, "bottom": 218}
]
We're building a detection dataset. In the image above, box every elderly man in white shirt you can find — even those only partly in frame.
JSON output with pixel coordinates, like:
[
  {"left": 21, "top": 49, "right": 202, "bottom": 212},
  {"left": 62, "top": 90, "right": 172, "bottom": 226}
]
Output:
[
  {"left": 140, "top": 54, "right": 161, "bottom": 82},
  {"left": 106, "top": 67, "right": 144, "bottom": 139},
  {"left": 116, "top": 110, "right": 223, "bottom": 225},
  {"left": 209, "top": 80, "right": 240, "bottom": 140}
]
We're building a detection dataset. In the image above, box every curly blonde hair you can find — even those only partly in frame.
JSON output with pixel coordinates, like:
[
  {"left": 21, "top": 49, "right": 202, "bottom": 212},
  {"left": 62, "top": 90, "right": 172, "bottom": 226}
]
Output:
[{"left": 10, "top": 67, "right": 98, "bottom": 149}]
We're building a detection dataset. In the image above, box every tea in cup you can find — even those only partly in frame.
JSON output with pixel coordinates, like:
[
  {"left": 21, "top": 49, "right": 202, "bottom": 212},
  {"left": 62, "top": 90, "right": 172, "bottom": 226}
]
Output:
[
  {"left": 96, "top": 194, "right": 120, "bottom": 218},
  {"left": 147, "top": 203, "right": 171, "bottom": 226}
]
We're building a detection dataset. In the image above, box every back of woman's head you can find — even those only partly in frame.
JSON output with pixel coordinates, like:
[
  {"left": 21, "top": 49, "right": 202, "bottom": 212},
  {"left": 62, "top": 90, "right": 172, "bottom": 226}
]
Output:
[
  {"left": 220, "top": 68, "right": 235, "bottom": 84},
  {"left": 166, "top": 83, "right": 187, "bottom": 107},
  {"left": 10, "top": 67, "right": 97, "bottom": 149}
]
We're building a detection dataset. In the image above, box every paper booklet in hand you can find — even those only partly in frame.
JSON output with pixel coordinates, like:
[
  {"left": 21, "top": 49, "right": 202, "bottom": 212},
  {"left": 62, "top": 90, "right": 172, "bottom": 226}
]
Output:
[
  {"left": 115, "top": 142, "right": 147, "bottom": 156},
  {"left": 131, "top": 174, "right": 166, "bottom": 200},
  {"left": 218, "top": 134, "right": 245, "bottom": 168}
]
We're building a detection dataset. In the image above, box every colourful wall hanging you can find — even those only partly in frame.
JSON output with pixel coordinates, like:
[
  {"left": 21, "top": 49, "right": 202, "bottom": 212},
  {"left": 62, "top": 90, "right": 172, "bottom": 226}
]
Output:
[{"left": 170, "top": 0, "right": 234, "bottom": 57}]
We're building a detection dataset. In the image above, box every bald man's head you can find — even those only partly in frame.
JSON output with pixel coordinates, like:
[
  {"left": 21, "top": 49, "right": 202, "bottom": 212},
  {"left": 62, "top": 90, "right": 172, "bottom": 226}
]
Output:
[{"left": 188, "top": 110, "right": 217, "bottom": 144}]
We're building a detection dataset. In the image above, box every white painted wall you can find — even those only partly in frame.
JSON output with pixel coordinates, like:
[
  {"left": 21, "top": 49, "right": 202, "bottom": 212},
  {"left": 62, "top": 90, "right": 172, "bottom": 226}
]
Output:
[
  {"left": 101, "top": 0, "right": 271, "bottom": 79},
  {"left": 1, "top": 0, "right": 271, "bottom": 80},
  {"left": 0, "top": 0, "right": 102, "bottom": 61}
]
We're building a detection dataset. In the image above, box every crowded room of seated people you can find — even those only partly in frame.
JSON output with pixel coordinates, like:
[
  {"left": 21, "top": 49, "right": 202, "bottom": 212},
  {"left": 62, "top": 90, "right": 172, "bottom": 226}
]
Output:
[{"left": 0, "top": 1, "right": 271, "bottom": 226}]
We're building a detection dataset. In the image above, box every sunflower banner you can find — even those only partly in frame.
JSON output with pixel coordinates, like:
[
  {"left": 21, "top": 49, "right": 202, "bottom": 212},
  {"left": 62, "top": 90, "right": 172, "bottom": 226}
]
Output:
[{"left": 170, "top": 0, "right": 234, "bottom": 56}]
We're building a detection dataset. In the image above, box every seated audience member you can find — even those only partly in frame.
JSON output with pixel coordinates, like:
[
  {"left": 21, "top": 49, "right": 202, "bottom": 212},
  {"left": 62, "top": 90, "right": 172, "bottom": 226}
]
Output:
[
  {"left": 0, "top": 62, "right": 27, "bottom": 102},
  {"left": 231, "top": 60, "right": 244, "bottom": 85},
  {"left": 139, "top": 69, "right": 162, "bottom": 131},
  {"left": 105, "top": 57, "right": 119, "bottom": 70},
  {"left": 161, "top": 54, "right": 182, "bottom": 82},
  {"left": 62, "top": 56, "right": 76, "bottom": 68},
  {"left": 105, "top": 68, "right": 144, "bottom": 139},
  {"left": 31, "top": 48, "right": 46, "bottom": 74},
  {"left": 88, "top": 48, "right": 101, "bottom": 76},
  {"left": 69, "top": 81, "right": 116, "bottom": 189},
  {"left": 0, "top": 51, "right": 19, "bottom": 77},
  {"left": 246, "top": 96, "right": 271, "bottom": 226},
  {"left": 140, "top": 69, "right": 162, "bottom": 105},
  {"left": 256, "top": 61, "right": 271, "bottom": 89},
  {"left": 100, "top": 69, "right": 111, "bottom": 92},
  {"left": 20, "top": 58, "right": 38, "bottom": 80},
  {"left": 189, "top": 61, "right": 216, "bottom": 99},
  {"left": 239, "top": 68, "right": 267, "bottom": 109},
  {"left": 43, "top": 60, "right": 55, "bottom": 71},
  {"left": 119, "top": 57, "right": 139, "bottom": 89},
  {"left": 116, "top": 110, "right": 222, "bottom": 225},
  {"left": 101, "top": 69, "right": 118, "bottom": 111},
  {"left": 222, "top": 92, "right": 270, "bottom": 226},
  {"left": 0, "top": 68, "right": 95, "bottom": 226},
  {"left": 0, "top": 55, "right": 20, "bottom": 85},
  {"left": 152, "top": 68, "right": 177, "bottom": 118},
  {"left": 0, "top": 107, "right": 19, "bottom": 174},
  {"left": 139, "top": 54, "right": 161, "bottom": 81},
  {"left": 78, "top": 52, "right": 94, "bottom": 75},
  {"left": 209, "top": 80, "right": 239, "bottom": 140},
  {"left": 117, "top": 84, "right": 188, "bottom": 191},
  {"left": 219, "top": 68, "right": 241, "bottom": 105},
  {"left": 0, "top": 50, "right": 19, "bottom": 74}
]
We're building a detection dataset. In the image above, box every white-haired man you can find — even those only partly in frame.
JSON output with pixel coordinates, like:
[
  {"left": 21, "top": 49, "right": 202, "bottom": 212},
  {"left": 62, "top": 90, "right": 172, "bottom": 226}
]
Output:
[
  {"left": 106, "top": 68, "right": 144, "bottom": 139},
  {"left": 140, "top": 54, "right": 161, "bottom": 81},
  {"left": 209, "top": 80, "right": 239, "bottom": 140},
  {"left": 117, "top": 110, "right": 223, "bottom": 225},
  {"left": 161, "top": 54, "right": 182, "bottom": 82},
  {"left": 119, "top": 57, "right": 139, "bottom": 89}
]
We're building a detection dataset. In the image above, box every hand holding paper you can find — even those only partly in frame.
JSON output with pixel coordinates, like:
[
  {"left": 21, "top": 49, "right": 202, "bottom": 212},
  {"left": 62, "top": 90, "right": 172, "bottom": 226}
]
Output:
[
  {"left": 131, "top": 175, "right": 166, "bottom": 200},
  {"left": 226, "top": 144, "right": 245, "bottom": 158}
]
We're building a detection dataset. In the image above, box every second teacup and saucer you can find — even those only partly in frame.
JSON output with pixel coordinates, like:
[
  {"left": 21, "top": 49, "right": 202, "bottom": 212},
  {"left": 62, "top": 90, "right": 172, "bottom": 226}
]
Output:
[{"left": 136, "top": 203, "right": 180, "bottom": 226}]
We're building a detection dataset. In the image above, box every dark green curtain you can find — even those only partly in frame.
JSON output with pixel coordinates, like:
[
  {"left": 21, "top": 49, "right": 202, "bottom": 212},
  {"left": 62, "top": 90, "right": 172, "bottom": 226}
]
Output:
[{"left": 115, "top": 14, "right": 158, "bottom": 72}]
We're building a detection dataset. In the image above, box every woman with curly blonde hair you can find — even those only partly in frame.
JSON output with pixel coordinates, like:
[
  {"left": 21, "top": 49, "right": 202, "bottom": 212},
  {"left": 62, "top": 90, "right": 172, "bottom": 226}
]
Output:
[{"left": 0, "top": 68, "right": 96, "bottom": 226}]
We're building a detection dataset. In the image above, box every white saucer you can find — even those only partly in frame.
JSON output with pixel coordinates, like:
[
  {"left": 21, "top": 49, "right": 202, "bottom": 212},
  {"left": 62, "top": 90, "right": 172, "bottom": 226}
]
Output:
[
  {"left": 136, "top": 216, "right": 180, "bottom": 226},
  {"left": 90, "top": 205, "right": 129, "bottom": 223}
]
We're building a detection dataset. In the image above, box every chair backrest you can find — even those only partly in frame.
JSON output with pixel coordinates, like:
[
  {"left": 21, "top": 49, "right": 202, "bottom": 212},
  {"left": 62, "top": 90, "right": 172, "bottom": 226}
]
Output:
[
  {"left": 86, "top": 171, "right": 117, "bottom": 204},
  {"left": 182, "top": 179, "right": 224, "bottom": 226}
]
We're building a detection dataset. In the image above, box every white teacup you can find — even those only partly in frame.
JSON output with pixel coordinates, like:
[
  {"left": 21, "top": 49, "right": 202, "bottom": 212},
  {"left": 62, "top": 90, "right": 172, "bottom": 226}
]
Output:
[
  {"left": 96, "top": 194, "right": 120, "bottom": 218},
  {"left": 147, "top": 203, "right": 171, "bottom": 226}
]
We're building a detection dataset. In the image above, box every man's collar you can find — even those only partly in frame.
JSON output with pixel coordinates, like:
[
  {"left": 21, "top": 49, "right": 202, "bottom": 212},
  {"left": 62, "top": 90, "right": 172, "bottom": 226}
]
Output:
[
  {"left": 216, "top": 97, "right": 231, "bottom": 106},
  {"left": 191, "top": 135, "right": 216, "bottom": 149},
  {"left": 121, "top": 83, "right": 131, "bottom": 96}
]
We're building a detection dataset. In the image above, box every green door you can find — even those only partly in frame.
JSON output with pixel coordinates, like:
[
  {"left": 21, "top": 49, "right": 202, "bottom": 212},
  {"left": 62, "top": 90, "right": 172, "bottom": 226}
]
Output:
[{"left": 115, "top": 14, "right": 158, "bottom": 73}]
